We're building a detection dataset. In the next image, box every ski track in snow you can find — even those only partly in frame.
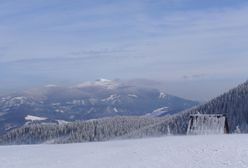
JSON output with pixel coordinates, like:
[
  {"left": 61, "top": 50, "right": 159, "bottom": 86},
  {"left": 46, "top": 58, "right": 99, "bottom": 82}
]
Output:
[{"left": 0, "top": 135, "right": 248, "bottom": 168}]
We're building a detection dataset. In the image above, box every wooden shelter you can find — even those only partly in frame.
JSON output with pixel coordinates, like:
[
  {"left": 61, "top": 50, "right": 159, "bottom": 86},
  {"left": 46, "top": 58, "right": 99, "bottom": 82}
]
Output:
[{"left": 187, "top": 114, "right": 229, "bottom": 135}]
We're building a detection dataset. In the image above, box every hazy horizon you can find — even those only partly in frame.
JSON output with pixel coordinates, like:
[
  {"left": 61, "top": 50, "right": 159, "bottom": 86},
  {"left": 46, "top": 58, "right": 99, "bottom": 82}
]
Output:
[{"left": 0, "top": 78, "right": 246, "bottom": 102}]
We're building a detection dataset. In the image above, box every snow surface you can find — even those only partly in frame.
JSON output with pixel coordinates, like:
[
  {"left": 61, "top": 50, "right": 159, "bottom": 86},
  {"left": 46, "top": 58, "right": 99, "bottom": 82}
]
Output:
[
  {"left": 128, "top": 94, "right": 138, "bottom": 98},
  {"left": 113, "top": 107, "right": 118, "bottom": 112},
  {"left": 0, "top": 135, "right": 248, "bottom": 168},
  {"left": 159, "top": 92, "right": 167, "bottom": 99},
  {"left": 75, "top": 79, "right": 119, "bottom": 89},
  {"left": 56, "top": 120, "right": 70, "bottom": 125},
  {"left": 25, "top": 115, "right": 47, "bottom": 121},
  {"left": 150, "top": 107, "right": 169, "bottom": 116},
  {"left": 146, "top": 107, "right": 168, "bottom": 116}
]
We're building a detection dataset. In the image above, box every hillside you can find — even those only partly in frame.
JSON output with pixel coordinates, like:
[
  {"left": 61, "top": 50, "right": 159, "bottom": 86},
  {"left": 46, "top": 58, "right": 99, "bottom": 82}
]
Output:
[
  {"left": 0, "top": 116, "right": 177, "bottom": 145},
  {"left": 0, "top": 135, "right": 247, "bottom": 168},
  {"left": 0, "top": 79, "right": 198, "bottom": 134},
  {"left": 157, "top": 80, "right": 248, "bottom": 135},
  {"left": 187, "top": 80, "right": 248, "bottom": 132}
]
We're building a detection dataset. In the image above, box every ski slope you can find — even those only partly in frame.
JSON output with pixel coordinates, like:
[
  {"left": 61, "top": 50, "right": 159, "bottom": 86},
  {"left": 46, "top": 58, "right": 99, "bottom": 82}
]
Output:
[{"left": 0, "top": 135, "right": 248, "bottom": 168}]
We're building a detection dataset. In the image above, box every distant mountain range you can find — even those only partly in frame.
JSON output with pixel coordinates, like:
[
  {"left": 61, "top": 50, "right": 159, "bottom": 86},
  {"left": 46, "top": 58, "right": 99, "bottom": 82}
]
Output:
[
  {"left": 2, "top": 80, "right": 248, "bottom": 145},
  {"left": 0, "top": 79, "right": 198, "bottom": 134}
]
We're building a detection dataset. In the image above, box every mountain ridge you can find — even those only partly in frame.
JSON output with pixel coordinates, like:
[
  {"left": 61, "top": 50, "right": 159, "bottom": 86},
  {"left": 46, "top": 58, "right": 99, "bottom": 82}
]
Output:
[{"left": 0, "top": 79, "right": 198, "bottom": 134}]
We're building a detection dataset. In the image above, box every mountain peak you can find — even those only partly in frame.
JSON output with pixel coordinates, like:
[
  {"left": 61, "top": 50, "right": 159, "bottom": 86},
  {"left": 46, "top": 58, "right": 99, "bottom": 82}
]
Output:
[
  {"left": 96, "top": 78, "right": 112, "bottom": 82},
  {"left": 75, "top": 79, "right": 119, "bottom": 89}
]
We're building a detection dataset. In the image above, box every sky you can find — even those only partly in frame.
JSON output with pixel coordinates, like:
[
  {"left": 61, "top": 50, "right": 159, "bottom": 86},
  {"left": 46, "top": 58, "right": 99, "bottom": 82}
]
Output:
[{"left": 0, "top": 0, "right": 248, "bottom": 101}]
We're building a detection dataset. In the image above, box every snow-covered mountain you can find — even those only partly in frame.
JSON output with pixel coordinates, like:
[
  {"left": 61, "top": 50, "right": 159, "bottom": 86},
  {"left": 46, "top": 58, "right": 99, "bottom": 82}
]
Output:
[
  {"left": 0, "top": 79, "right": 198, "bottom": 134},
  {"left": 3, "top": 80, "right": 248, "bottom": 145}
]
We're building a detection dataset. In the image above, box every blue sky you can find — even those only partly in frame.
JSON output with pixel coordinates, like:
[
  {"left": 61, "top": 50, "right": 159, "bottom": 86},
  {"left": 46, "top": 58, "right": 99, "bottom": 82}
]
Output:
[{"left": 1, "top": 0, "right": 248, "bottom": 100}]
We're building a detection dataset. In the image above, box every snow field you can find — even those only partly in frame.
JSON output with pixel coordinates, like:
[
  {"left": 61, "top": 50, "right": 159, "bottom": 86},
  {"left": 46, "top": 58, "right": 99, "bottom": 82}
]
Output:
[{"left": 0, "top": 134, "right": 248, "bottom": 168}]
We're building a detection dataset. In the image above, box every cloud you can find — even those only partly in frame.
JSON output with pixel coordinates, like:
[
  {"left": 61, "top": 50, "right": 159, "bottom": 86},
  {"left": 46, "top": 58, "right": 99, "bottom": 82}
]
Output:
[
  {"left": 2, "top": 2, "right": 248, "bottom": 74},
  {"left": 68, "top": 48, "right": 135, "bottom": 57},
  {"left": 182, "top": 74, "right": 206, "bottom": 79}
]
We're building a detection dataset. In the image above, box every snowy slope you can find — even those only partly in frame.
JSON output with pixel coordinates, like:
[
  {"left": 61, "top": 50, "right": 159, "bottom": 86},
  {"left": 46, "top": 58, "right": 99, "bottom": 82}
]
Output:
[
  {"left": 0, "top": 135, "right": 248, "bottom": 168},
  {"left": 25, "top": 115, "right": 47, "bottom": 121}
]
